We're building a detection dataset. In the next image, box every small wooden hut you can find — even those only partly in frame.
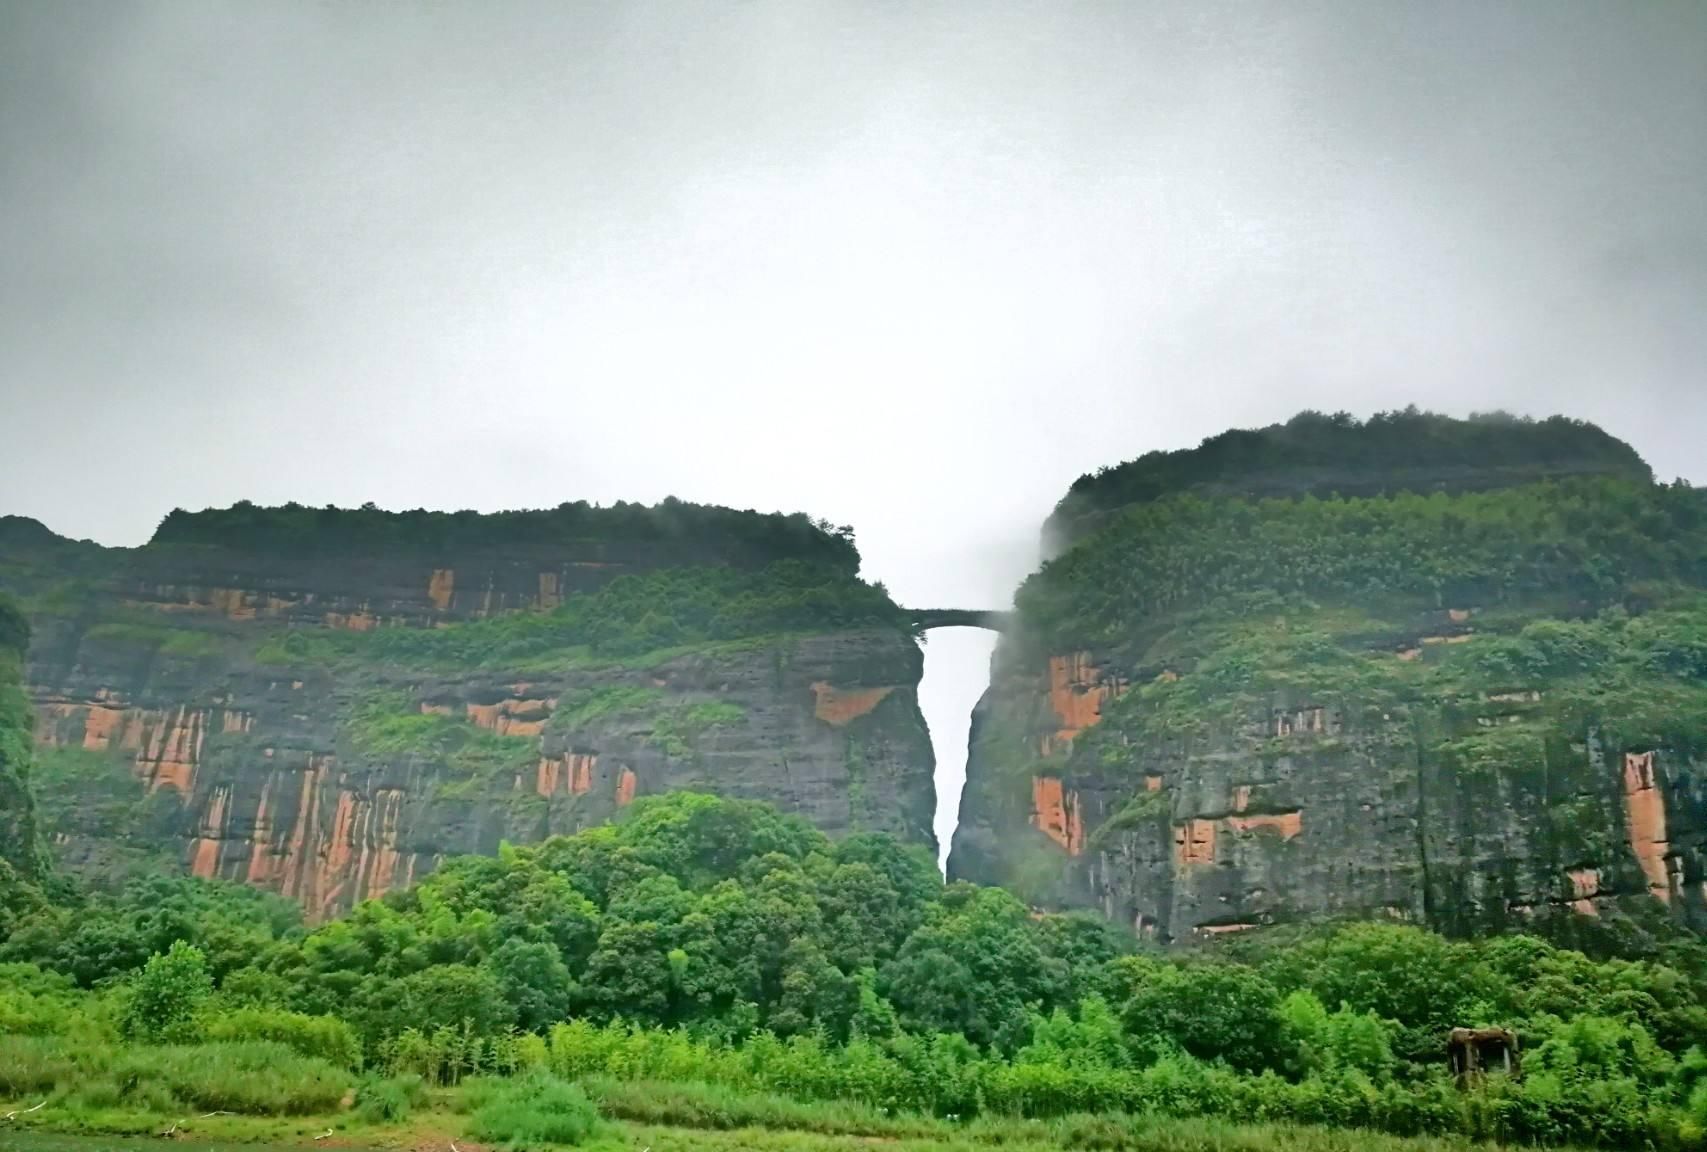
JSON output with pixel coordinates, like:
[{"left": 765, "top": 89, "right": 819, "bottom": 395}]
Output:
[{"left": 1448, "top": 1027, "right": 1520, "bottom": 1082}]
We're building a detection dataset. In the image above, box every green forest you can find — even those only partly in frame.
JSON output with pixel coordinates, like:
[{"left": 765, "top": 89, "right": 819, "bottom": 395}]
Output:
[
  {"left": 1046, "top": 409, "right": 1653, "bottom": 544},
  {"left": 7, "top": 420, "right": 1707, "bottom": 1149},
  {"left": 1020, "top": 477, "right": 1707, "bottom": 655},
  {"left": 7, "top": 784, "right": 1707, "bottom": 1148},
  {"left": 6, "top": 560, "right": 1707, "bottom": 1151},
  {"left": 151, "top": 497, "right": 864, "bottom": 572}
]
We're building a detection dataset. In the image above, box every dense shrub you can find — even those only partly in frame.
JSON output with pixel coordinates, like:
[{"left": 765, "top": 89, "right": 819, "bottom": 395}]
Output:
[
  {"left": 0, "top": 1034, "right": 76, "bottom": 1096},
  {"left": 354, "top": 1072, "right": 428, "bottom": 1123},
  {"left": 120, "top": 941, "right": 211, "bottom": 1043},
  {"left": 0, "top": 594, "right": 46, "bottom": 906},
  {"left": 467, "top": 1068, "right": 603, "bottom": 1149},
  {"left": 201, "top": 1006, "right": 361, "bottom": 1070}
]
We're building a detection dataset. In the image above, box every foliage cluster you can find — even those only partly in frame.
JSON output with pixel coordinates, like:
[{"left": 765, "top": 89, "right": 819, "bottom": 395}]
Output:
[
  {"left": 257, "top": 560, "right": 905, "bottom": 671},
  {"left": 351, "top": 1071, "right": 428, "bottom": 1123},
  {"left": 152, "top": 497, "right": 864, "bottom": 574},
  {"left": 1079, "top": 592, "right": 1707, "bottom": 764},
  {"left": 1022, "top": 478, "right": 1707, "bottom": 654},
  {"left": 648, "top": 701, "right": 747, "bottom": 757},
  {"left": 25, "top": 746, "right": 182, "bottom": 876},
  {"left": 80, "top": 617, "right": 222, "bottom": 658},
  {"left": 1049, "top": 409, "right": 1651, "bottom": 543},
  {"left": 342, "top": 692, "right": 537, "bottom": 779},
  {"left": 0, "top": 872, "right": 301, "bottom": 990},
  {"left": 336, "top": 688, "right": 746, "bottom": 799},
  {"left": 8, "top": 793, "right": 1707, "bottom": 1146},
  {"left": 465, "top": 1067, "right": 605, "bottom": 1148},
  {"left": 0, "top": 520, "right": 122, "bottom": 626},
  {"left": 0, "top": 595, "right": 46, "bottom": 928}
]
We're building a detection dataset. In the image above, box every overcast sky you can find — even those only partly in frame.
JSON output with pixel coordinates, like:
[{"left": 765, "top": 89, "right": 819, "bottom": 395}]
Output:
[{"left": 3, "top": 1, "right": 1704, "bottom": 859}]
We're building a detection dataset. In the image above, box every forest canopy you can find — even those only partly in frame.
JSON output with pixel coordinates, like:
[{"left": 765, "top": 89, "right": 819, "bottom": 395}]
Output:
[
  {"left": 1047, "top": 410, "right": 1654, "bottom": 546},
  {"left": 1021, "top": 477, "right": 1707, "bottom": 653},
  {"left": 151, "top": 498, "right": 865, "bottom": 574},
  {"left": 8, "top": 791, "right": 1707, "bottom": 1148}
]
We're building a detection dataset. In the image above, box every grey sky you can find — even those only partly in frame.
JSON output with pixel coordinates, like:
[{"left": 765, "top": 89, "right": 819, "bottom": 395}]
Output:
[{"left": 2, "top": 2, "right": 1704, "bottom": 861}]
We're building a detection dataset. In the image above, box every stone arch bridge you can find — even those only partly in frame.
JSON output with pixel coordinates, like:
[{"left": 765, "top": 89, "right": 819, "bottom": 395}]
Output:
[{"left": 905, "top": 608, "right": 1012, "bottom": 632}]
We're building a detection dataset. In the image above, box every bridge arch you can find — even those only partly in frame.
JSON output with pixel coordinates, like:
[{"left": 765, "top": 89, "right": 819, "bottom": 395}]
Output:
[{"left": 906, "top": 608, "right": 1011, "bottom": 632}]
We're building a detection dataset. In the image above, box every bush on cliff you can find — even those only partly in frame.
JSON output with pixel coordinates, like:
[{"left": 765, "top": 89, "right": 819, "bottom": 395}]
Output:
[{"left": 255, "top": 559, "right": 907, "bottom": 670}]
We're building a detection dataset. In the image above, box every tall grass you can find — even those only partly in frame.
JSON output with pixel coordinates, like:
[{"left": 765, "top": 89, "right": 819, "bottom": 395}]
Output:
[
  {"left": 581, "top": 1076, "right": 1530, "bottom": 1152},
  {"left": 200, "top": 1006, "right": 362, "bottom": 1071},
  {"left": 583, "top": 1076, "right": 938, "bottom": 1138},
  {"left": 0, "top": 1035, "right": 350, "bottom": 1115},
  {"left": 543, "top": 1018, "right": 1464, "bottom": 1128},
  {"left": 541, "top": 1019, "right": 1680, "bottom": 1148}
]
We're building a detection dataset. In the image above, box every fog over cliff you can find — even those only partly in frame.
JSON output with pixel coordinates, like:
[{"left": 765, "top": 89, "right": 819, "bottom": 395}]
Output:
[{"left": 2, "top": 2, "right": 1704, "bottom": 861}]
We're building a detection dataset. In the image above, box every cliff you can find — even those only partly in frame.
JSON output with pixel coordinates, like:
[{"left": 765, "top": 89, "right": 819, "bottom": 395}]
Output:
[
  {"left": 950, "top": 411, "right": 1707, "bottom": 948},
  {"left": 0, "top": 501, "right": 936, "bottom": 918}
]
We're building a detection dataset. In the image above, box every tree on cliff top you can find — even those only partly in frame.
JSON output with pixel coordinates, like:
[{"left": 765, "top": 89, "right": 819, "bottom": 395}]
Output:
[
  {"left": 0, "top": 594, "right": 48, "bottom": 931},
  {"left": 149, "top": 497, "right": 865, "bottom": 574},
  {"left": 1047, "top": 409, "right": 1653, "bottom": 544}
]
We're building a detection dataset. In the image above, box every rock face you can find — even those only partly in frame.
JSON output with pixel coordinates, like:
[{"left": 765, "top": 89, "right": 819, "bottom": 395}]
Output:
[
  {"left": 1, "top": 503, "right": 935, "bottom": 918},
  {"left": 950, "top": 411, "right": 1707, "bottom": 946}
]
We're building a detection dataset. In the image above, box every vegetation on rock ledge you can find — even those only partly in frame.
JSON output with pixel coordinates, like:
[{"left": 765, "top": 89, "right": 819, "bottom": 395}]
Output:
[
  {"left": 1049, "top": 409, "right": 1652, "bottom": 545},
  {"left": 255, "top": 559, "right": 907, "bottom": 670},
  {"left": 1021, "top": 478, "right": 1707, "bottom": 654},
  {"left": 152, "top": 497, "right": 865, "bottom": 573}
]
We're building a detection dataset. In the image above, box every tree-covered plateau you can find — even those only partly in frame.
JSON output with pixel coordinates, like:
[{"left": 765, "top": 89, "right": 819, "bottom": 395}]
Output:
[
  {"left": 152, "top": 497, "right": 865, "bottom": 573},
  {"left": 1047, "top": 408, "right": 1652, "bottom": 547}
]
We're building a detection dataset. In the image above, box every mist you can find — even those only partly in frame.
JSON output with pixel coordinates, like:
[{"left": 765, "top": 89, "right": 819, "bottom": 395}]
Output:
[{"left": 3, "top": 1, "right": 1704, "bottom": 860}]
